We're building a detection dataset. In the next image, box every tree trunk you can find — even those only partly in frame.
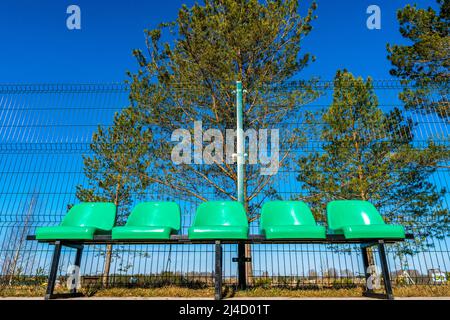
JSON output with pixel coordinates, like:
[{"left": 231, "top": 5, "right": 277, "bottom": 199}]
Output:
[
  {"left": 102, "top": 184, "right": 120, "bottom": 287},
  {"left": 245, "top": 243, "right": 253, "bottom": 285},
  {"left": 102, "top": 244, "right": 113, "bottom": 287},
  {"left": 243, "top": 183, "right": 253, "bottom": 285},
  {"left": 352, "top": 132, "right": 375, "bottom": 272},
  {"left": 366, "top": 248, "right": 376, "bottom": 269}
]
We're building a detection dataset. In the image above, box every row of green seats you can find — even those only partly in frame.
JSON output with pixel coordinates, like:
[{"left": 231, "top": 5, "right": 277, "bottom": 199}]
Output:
[{"left": 36, "top": 200, "right": 405, "bottom": 241}]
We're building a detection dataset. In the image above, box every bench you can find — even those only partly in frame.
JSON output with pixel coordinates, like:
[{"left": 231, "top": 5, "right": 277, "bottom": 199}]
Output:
[{"left": 27, "top": 200, "right": 413, "bottom": 300}]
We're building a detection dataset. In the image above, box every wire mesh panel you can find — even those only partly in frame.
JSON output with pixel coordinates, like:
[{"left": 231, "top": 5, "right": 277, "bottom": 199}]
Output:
[{"left": 0, "top": 82, "right": 448, "bottom": 294}]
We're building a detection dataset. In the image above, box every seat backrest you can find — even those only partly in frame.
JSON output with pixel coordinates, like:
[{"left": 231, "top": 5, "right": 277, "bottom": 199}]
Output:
[
  {"left": 61, "top": 202, "right": 116, "bottom": 231},
  {"left": 327, "top": 200, "right": 385, "bottom": 231},
  {"left": 261, "top": 201, "right": 317, "bottom": 230},
  {"left": 193, "top": 201, "right": 248, "bottom": 227},
  {"left": 126, "top": 202, "right": 181, "bottom": 231}
]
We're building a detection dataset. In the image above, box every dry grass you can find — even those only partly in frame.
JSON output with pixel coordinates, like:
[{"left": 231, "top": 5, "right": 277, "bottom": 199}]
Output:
[
  {"left": 232, "top": 287, "right": 365, "bottom": 298},
  {"left": 393, "top": 285, "right": 450, "bottom": 297},
  {"left": 231, "top": 285, "right": 450, "bottom": 298},
  {"left": 93, "top": 287, "right": 215, "bottom": 298},
  {"left": 1, "top": 285, "right": 449, "bottom": 299},
  {"left": 0, "top": 284, "right": 48, "bottom": 298}
]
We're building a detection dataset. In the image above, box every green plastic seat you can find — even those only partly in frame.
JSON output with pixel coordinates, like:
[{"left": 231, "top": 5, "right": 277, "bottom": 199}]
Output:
[
  {"left": 327, "top": 200, "right": 405, "bottom": 239},
  {"left": 36, "top": 202, "right": 116, "bottom": 240},
  {"left": 112, "top": 202, "right": 181, "bottom": 240},
  {"left": 260, "top": 201, "right": 326, "bottom": 239},
  {"left": 188, "top": 201, "right": 249, "bottom": 240}
]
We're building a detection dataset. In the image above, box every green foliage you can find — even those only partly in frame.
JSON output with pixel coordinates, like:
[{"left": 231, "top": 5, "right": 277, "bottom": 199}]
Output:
[
  {"left": 127, "top": 0, "right": 320, "bottom": 220},
  {"left": 297, "top": 71, "right": 449, "bottom": 246},
  {"left": 253, "top": 277, "right": 272, "bottom": 288},
  {"left": 332, "top": 278, "right": 357, "bottom": 289},
  {"left": 387, "top": 0, "right": 449, "bottom": 119},
  {"left": 76, "top": 107, "right": 153, "bottom": 221}
]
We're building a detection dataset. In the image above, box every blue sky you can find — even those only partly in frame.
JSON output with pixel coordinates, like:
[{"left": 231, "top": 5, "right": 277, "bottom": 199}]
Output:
[{"left": 0, "top": 0, "right": 438, "bottom": 83}]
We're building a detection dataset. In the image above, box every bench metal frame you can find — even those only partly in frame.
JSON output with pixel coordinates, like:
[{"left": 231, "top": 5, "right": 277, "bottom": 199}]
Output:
[{"left": 27, "top": 234, "right": 413, "bottom": 300}]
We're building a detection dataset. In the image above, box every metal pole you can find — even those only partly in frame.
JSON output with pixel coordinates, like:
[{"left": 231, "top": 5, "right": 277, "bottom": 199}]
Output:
[
  {"left": 214, "top": 240, "right": 223, "bottom": 300},
  {"left": 236, "top": 81, "right": 247, "bottom": 289},
  {"left": 71, "top": 245, "right": 84, "bottom": 295},
  {"left": 45, "top": 241, "right": 62, "bottom": 300},
  {"left": 378, "top": 241, "right": 394, "bottom": 300},
  {"left": 361, "top": 245, "right": 373, "bottom": 295},
  {"left": 236, "top": 81, "right": 244, "bottom": 204}
]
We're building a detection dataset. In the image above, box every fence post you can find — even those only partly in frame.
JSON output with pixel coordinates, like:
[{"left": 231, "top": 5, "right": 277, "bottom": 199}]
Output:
[
  {"left": 236, "top": 81, "right": 247, "bottom": 290},
  {"left": 214, "top": 240, "right": 223, "bottom": 300}
]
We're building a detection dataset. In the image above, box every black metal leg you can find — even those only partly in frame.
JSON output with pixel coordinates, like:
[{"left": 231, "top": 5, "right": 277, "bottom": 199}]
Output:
[
  {"left": 70, "top": 245, "right": 83, "bottom": 295},
  {"left": 214, "top": 241, "right": 223, "bottom": 300},
  {"left": 45, "top": 241, "right": 62, "bottom": 300},
  {"left": 237, "top": 242, "right": 246, "bottom": 290},
  {"left": 378, "top": 241, "right": 394, "bottom": 300},
  {"left": 361, "top": 245, "right": 373, "bottom": 294}
]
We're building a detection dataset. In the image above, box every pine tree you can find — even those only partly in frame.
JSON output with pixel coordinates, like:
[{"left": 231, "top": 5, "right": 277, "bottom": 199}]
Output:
[
  {"left": 127, "top": 0, "right": 319, "bottom": 283},
  {"left": 76, "top": 107, "right": 153, "bottom": 286},
  {"left": 297, "top": 71, "right": 449, "bottom": 257},
  {"left": 387, "top": 0, "right": 449, "bottom": 119}
]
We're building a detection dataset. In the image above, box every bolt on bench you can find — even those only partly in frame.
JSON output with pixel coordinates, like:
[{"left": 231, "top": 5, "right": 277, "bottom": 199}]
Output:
[{"left": 27, "top": 200, "right": 413, "bottom": 300}]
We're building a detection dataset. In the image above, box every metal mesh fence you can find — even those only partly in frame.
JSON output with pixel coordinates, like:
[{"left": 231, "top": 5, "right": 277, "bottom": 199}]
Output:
[{"left": 0, "top": 82, "right": 448, "bottom": 293}]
